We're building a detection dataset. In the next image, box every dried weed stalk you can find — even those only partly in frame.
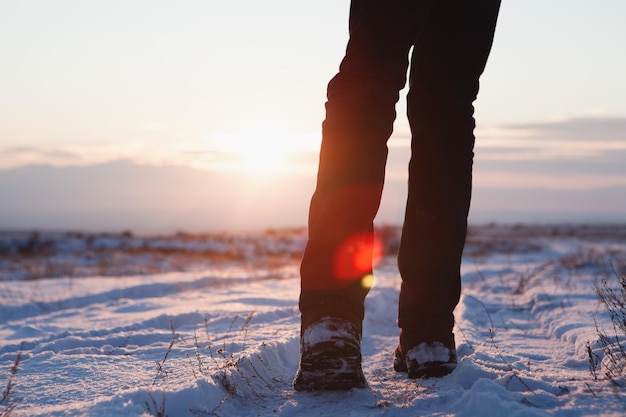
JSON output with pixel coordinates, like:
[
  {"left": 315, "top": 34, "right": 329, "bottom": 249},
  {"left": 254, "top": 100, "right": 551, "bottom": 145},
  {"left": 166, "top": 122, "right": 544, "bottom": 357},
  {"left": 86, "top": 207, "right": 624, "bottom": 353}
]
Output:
[
  {"left": 0, "top": 353, "right": 21, "bottom": 417},
  {"left": 590, "top": 264, "right": 626, "bottom": 387}
]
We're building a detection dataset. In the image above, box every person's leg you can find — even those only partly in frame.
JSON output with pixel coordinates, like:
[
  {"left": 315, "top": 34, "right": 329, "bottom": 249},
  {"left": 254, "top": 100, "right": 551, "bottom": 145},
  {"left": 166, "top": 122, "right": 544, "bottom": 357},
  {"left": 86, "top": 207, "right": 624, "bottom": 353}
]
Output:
[
  {"left": 396, "top": 0, "right": 501, "bottom": 370},
  {"left": 295, "top": 1, "right": 421, "bottom": 391},
  {"left": 300, "top": 1, "right": 416, "bottom": 330}
]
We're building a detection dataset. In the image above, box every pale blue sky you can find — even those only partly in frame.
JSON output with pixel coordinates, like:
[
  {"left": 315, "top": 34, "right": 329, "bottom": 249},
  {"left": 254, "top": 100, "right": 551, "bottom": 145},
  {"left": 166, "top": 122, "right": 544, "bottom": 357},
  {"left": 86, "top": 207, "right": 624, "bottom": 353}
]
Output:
[
  {"left": 479, "top": 0, "right": 626, "bottom": 122},
  {"left": 2, "top": 1, "right": 626, "bottom": 168},
  {"left": 1, "top": 1, "right": 625, "bottom": 230}
]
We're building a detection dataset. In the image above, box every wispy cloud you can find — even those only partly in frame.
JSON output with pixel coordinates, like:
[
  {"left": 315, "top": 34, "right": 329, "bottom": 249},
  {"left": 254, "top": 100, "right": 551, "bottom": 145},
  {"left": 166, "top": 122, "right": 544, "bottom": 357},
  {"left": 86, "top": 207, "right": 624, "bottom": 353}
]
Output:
[
  {"left": 474, "top": 171, "right": 626, "bottom": 190},
  {"left": 470, "top": 117, "right": 626, "bottom": 191},
  {"left": 475, "top": 117, "right": 626, "bottom": 161},
  {"left": 3, "top": 117, "right": 626, "bottom": 188},
  {"left": 0, "top": 147, "right": 84, "bottom": 169}
]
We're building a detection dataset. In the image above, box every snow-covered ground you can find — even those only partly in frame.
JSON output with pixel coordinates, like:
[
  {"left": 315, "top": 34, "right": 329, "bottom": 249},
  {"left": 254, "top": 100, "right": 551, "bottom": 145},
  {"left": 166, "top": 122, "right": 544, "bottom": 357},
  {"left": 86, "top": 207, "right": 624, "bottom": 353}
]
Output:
[{"left": 1, "top": 224, "right": 626, "bottom": 416}]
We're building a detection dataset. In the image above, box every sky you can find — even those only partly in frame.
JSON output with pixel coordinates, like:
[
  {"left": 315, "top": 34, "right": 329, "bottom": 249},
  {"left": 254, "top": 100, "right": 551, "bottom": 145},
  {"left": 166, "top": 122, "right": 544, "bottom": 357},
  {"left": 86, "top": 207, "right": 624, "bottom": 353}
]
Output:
[{"left": 1, "top": 1, "right": 626, "bottom": 231}]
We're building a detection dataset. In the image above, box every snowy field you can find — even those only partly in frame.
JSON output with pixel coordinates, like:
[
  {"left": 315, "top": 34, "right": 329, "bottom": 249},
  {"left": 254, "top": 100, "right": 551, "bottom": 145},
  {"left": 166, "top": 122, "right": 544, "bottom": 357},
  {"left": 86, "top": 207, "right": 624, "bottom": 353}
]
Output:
[{"left": 1, "top": 224, "right": 626, "bottom": 416}]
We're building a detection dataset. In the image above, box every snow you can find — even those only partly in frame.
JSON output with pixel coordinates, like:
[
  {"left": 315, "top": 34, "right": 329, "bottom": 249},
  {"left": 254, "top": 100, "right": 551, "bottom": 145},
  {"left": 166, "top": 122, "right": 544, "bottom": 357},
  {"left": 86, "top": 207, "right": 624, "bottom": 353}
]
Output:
[
  {"left": 1, "top": 224, "right": 626, "bottom": 416},
  {"left": 301, "top": 317, "right": 357, "bottom": 350},
  {"left": 406, "top": 342, "right": 451, "bottom": 364}
]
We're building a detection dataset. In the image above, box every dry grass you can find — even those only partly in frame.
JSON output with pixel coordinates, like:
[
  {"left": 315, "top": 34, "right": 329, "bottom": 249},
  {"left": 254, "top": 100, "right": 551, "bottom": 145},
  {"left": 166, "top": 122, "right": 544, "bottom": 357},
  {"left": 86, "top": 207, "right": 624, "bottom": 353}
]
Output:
[
  {"left": 0, "top": 353, "right": 21, "bottom": 417},
  {"left": 0, "top": 229, "right": 306, "bottom": 281},
  {"left": 589, "top": 265, "right": 626, "bottom": 387}
]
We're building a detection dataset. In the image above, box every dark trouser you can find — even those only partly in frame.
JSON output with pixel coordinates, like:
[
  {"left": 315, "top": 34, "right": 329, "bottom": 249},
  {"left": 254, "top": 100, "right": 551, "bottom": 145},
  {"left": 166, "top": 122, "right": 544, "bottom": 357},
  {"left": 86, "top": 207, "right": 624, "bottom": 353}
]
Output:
[{"left": 300, "top": 0, "right": 500, "bottom": 337}]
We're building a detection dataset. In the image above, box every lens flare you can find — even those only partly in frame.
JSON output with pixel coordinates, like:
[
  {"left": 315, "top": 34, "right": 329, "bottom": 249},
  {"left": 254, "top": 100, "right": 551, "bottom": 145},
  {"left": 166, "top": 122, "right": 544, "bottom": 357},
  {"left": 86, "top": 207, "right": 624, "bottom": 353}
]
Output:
[
  {"left": 333, "top": 232, "right": 383, "bottom": 280},
  {"left": 361, "top": 273, "right": 375, "bottom": 290}
]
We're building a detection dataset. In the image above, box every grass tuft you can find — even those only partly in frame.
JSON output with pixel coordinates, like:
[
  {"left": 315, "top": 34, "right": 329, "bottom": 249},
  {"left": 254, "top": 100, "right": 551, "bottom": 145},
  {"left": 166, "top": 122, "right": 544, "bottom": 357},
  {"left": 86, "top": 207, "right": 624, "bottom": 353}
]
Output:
[
  {"left": 0, "top": 353, "right": 21, "bottom": 417},
  {"left": 590, "top": 263, "right": 626, "bottom": 387}
]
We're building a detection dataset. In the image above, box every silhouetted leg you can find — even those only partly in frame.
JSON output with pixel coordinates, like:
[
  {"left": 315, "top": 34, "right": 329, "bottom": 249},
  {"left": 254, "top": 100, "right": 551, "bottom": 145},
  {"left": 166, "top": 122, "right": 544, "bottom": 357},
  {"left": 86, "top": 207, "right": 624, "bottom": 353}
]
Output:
[
  {"left": 397, "top": 0, "right": 501, "bottom": 337},
  {"left": 300, "top": 1, "right": 418, "bottom": 328}
]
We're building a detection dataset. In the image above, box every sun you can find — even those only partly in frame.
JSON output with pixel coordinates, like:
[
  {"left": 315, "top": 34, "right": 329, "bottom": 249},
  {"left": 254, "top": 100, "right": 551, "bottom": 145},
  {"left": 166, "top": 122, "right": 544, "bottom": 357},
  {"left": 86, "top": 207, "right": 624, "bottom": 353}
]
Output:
[
  {"left": 207, "top": 126, "right": 316, "bottom": 174},
  {"left": 235, "top": 134, "right": 291, "bottom": 173}
]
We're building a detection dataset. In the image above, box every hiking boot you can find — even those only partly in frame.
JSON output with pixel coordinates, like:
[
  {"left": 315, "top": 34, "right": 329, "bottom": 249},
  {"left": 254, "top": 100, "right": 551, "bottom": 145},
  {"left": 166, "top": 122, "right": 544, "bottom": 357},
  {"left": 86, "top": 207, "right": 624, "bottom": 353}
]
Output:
[
  {"left": 393, "top": 340, "right": 457, "bottom": 379},
  {"left": 293, "top": 317, "right": 366, "bottom": 391}
]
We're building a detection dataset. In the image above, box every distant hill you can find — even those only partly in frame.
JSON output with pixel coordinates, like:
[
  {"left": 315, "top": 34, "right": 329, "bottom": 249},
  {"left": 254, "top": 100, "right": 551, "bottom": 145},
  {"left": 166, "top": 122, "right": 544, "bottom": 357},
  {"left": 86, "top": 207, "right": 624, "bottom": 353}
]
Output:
[
  {"left": 0, "top": 160, "right": 314, "bottom": 232},
  {"left": 1, "top": 158, "right": 625, "bottom": 233}
]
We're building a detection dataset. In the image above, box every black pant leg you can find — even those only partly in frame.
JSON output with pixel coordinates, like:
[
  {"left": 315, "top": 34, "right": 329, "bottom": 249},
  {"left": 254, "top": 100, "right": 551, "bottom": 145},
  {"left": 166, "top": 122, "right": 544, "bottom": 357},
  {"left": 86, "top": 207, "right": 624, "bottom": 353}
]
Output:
[
  {"left": 300, "top": 1, "right": 418, "bottom": 322},
  {"left": 397, "top": 0, "right": 501, "bottom": 333}
]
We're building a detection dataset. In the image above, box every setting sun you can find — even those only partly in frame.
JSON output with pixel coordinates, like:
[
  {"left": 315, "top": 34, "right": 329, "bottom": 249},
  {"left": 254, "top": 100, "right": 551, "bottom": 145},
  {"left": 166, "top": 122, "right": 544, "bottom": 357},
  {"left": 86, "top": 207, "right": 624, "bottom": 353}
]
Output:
[
  {"left": 206, "top": 127, "right": 318, "bottom": 174},
  {"left": 235, "top": 132, "right": 291, "bottom": 173}
]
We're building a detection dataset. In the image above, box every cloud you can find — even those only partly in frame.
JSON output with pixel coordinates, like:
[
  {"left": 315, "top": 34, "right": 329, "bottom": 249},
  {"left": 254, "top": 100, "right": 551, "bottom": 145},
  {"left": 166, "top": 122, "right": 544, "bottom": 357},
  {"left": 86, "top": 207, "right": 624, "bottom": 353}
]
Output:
[
  {"left": 503, "top": 117, "right": 626, "bottom": 142},
  {"left": 473, "top": 171, "right": 626, "bottom": 190},
  {"left": 0, "top": 160, "right": 314, "bottom": 232},
  {"left": 0, "top": 146, "right": 84, "bottom": 170},
  {"left": 382, "top": 117, "right": 626, "bottom": 193},
  {"left": 475, "top": 116, "right": 626, "bottom": 161}
]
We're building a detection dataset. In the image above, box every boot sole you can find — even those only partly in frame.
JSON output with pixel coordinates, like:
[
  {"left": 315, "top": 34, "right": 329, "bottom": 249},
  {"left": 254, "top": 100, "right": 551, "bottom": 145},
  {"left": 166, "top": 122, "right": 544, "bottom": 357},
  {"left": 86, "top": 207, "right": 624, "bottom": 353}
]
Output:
[
  {"left": 294, "top": 356, "right": 366, "bottom": 391},
  {"left": 394, "top": 355, "right": 457, "bottom": 379}
]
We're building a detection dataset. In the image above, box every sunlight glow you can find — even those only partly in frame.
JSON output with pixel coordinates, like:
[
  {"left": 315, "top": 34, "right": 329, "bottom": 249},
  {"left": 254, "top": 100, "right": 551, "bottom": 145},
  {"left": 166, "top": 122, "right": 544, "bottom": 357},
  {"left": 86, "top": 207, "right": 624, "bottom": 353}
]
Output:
[
  {"left": 237, "top": 139, "right": 291, "bottom": 173},
  {"left": 206, "top": 126, "right": 318, "bottom": 174}
]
